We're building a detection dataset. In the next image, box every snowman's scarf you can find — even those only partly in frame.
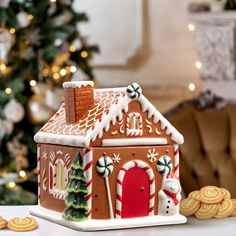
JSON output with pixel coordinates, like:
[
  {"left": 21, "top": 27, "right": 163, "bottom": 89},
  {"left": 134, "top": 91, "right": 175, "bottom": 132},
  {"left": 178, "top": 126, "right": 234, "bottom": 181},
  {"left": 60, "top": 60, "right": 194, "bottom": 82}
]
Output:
[{"left": 163, "top": 189, "right": 179, "bottom": 205}]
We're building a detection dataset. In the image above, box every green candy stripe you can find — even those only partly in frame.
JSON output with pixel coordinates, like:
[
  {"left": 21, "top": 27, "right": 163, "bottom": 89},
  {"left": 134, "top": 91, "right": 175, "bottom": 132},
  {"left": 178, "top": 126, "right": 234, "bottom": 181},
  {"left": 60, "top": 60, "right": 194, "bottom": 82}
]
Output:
[
  {"left": 157, "top": 155, "right": 172, "bottom": 175},
  {"left": 96, "top": 157, "right": 113, "bottom": 176}
]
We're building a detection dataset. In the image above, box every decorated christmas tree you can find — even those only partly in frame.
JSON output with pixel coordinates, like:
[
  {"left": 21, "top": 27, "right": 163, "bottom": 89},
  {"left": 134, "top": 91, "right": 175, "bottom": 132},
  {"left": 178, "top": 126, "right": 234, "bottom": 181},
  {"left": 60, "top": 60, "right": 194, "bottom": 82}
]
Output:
[
  {"left": 0, "top": 0, "right": 98, "bottom": 204},
  {"left": 63, "top": 152, "right": 88, "bottom": 221}
]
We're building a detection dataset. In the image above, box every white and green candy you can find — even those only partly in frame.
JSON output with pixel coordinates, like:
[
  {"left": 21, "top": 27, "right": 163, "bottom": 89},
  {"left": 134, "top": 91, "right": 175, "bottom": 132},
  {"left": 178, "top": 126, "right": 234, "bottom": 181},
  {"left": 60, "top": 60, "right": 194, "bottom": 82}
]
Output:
[
  {"left": 96, "top": 156, "right": 114, "bottom": 177},
  {"left": 157, "top": 155, "right": 172, "bottom": 175}
]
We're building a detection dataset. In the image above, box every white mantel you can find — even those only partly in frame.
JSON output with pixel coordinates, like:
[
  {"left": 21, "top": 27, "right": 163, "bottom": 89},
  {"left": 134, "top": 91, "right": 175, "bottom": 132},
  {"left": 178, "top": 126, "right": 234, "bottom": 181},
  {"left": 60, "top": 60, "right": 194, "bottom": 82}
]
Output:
[{"left": 189, "top": 11, "right": 236, "bottom": 99}]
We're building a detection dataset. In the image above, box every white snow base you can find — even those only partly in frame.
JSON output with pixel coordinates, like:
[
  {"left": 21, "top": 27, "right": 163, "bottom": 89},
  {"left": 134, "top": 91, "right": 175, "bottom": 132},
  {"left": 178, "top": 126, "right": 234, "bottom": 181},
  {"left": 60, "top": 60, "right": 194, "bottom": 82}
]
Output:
[{"left": 30, "top": 205, "right": 187, "bottom": 231}]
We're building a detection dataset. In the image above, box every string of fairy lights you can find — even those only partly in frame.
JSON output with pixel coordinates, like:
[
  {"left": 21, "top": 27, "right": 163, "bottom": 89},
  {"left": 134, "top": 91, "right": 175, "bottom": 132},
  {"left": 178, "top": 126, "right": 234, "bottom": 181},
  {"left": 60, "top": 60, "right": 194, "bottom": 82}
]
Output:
[
  {"left": 0, "top": 0, "right": 90, "bottom": 191},
  {"left": 1, "top": 47, "right": 88, "bottom": 95},
  {"left": 6, "top": 170, "right": 36, "bottom": 190},
  {"left": 0, "top": 0, "right": 89, "bottom": 97}
]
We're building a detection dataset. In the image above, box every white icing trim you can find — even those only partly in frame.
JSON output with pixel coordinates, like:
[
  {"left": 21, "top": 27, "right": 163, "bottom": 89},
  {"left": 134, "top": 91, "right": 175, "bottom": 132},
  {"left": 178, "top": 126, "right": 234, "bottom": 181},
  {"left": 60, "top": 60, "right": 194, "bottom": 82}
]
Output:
[
  {"left": 42, "top": 169, "right": 47, "bottom": 192},
  {"left": 50, "top": 159, "right": 68, "bottom": 200},
  {"left": 63, "top": 81, "right": 94, "bottom": 88},
  {"left": 102, "top": 138, "right": 168, "bottom": 146},
  {"left": 95, "top": 87, "right": 126, "bottom": 92},
  {"left": 111, "top": 131, "right": 118, "bottom": 135},
  {"left": 43, "top": 178, "right": 47, "bottom": 191},
  {"left": 34, "top": 87, "right": 184, "bottom": 147},
  {"left": 155, "top": 128, "right": 161, "bottom": 135},
  {"left": 138, "top": 95, "right": 184, "bottom": 144},
  {"left": 49, "top": 151, "right": 56, "bottom": 163},
  {"left": 147, "top": 125, "right": 152, "bottom": 134},
  {"left": 34, "top": 132, "right": 86, "bottom": 147},
  {"left": 30, "top": 205, "right": 187, "bottom": 231},
  {"left": 145, "top": 119, "right": 153, "bottom": 125}
]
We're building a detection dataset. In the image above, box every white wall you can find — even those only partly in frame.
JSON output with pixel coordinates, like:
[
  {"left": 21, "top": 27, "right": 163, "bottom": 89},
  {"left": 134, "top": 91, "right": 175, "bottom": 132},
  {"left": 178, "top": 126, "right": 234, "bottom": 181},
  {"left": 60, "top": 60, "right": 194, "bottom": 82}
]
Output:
[{"left": 75, "top": 0, "right": 203, "bottom": 111}]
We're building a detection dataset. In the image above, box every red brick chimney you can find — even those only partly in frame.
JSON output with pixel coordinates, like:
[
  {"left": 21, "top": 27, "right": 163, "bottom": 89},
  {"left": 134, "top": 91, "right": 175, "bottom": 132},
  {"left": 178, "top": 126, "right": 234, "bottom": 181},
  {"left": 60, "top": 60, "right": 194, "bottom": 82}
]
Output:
[{"left": 63, "top": 81, "right": 94, "bottom": 124}]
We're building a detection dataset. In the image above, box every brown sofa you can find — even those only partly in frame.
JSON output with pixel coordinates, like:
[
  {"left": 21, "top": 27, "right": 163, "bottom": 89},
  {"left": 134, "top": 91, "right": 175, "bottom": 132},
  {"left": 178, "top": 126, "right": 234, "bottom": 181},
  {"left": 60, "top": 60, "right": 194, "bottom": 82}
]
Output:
[{"left": 166, "top": 91, "right": 236, "bottom": 198}]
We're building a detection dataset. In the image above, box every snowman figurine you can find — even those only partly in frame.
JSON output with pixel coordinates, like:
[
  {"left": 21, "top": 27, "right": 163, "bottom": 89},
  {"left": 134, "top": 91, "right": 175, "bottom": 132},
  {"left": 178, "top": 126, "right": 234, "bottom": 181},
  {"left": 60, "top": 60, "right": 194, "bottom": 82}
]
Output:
[{"left": 158, "top": 173, "right": 181, "bottom": 216}]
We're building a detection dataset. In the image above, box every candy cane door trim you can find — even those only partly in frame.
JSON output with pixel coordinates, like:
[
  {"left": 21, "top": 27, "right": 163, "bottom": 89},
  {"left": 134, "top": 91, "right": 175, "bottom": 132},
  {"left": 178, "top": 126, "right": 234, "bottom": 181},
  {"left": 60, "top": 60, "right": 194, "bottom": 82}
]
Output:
[{"left": 116, "top": 160, "right": 155, "bottom": 219}]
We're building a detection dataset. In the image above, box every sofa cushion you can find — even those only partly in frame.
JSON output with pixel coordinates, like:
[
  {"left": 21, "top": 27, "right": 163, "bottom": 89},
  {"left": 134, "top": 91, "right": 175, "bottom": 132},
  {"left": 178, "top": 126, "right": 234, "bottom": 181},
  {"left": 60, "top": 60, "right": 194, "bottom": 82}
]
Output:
[{"left": 168, "top": 103, "right": 236, "bottom": 197}]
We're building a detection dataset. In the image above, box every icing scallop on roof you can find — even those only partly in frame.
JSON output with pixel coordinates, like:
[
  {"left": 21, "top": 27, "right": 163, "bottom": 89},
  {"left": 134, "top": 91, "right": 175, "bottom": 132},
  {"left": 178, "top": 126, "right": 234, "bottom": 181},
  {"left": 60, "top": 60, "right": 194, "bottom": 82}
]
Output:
[
  {"left": 63, "top": 81, "right": 94, "bottom": 88},
  {"left": 34, "top": 83, "right": 184, "bottom": 147}
]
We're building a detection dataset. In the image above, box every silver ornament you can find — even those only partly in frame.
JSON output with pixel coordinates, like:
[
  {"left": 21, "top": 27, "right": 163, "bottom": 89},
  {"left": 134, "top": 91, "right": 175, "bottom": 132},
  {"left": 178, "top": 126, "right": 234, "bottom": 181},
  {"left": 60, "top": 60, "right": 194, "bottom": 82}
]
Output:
[
  {"left": 54, "top": 38, "right": 63, "bottom": 47},
  {"left": 3, "top": 120, "right": 13, "bottom": 135},
  {"left": 0, "top": 0, "right": 10, "bottom": 8},
  {"left": 53, "top": 11, "right": 72, "bottom": 27},
  {"left": 27, "top": 94, "right": 54, "bottom": 124},
  {"left": 17, "top": 11, "right": 30, "bottom": 28},
  {"left": 3, "top": 99, "right": 25, "bottom": 123},
  {"left": 0, "top": 119, "right": 7, "bottom": 141},
  {"left": 45, "top": 89, "right": 63, "bottom": 110}
]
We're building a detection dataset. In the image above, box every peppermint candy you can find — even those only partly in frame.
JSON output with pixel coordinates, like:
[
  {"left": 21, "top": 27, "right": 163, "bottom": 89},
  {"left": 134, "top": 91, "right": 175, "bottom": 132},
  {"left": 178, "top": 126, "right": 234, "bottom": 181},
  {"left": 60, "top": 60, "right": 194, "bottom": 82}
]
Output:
[
  {"left": 96, "top": 156, "right": 114, "bottom": 177},
  {"left": 126, "top": 83, "right": 142, "bottom": 99},
  {"left": 157, "top": 155, "right": 172, "bottom": 175}
]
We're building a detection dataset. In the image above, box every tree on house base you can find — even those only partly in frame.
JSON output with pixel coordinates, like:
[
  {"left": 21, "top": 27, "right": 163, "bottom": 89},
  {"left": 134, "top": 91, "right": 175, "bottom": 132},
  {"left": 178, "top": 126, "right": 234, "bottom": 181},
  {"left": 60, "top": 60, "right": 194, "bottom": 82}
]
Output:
[{"left": 63, "top": 152, "right": 88, "bottom": 221}]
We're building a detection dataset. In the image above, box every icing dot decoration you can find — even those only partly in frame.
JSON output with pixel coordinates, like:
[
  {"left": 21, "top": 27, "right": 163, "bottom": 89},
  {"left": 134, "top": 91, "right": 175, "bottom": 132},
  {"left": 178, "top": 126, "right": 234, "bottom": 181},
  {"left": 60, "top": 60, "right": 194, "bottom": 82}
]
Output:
[
  {"left": 96, "top": 156, "right": 114, "bottom": 177},
  {"left": 157, "top": 155, "right": 172, "bottom": 175},
  {"left": 126, "top": 83, "right": 142, "bottom": 99}
]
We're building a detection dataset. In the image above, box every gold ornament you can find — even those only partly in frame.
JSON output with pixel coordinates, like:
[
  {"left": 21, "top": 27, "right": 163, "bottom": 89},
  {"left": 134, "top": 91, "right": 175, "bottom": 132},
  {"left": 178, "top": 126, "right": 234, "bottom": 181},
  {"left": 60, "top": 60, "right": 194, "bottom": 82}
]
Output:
[{"left": 27, "top": 94, "right": 54, "bottom": 125}]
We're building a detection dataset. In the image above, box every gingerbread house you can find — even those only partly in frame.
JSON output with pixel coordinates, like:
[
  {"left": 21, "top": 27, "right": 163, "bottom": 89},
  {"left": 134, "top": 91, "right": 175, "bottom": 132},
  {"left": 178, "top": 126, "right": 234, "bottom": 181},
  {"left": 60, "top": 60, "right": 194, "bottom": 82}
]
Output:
[{"left": 30, "top": 81, "right": 186, "bottom": 230}]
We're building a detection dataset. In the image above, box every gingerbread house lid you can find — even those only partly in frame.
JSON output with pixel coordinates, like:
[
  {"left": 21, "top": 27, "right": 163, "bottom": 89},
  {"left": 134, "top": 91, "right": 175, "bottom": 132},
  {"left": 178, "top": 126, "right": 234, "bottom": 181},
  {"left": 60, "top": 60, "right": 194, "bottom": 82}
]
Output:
[{"left": 34, "top": 82, "right": 184, "bottom": 147}]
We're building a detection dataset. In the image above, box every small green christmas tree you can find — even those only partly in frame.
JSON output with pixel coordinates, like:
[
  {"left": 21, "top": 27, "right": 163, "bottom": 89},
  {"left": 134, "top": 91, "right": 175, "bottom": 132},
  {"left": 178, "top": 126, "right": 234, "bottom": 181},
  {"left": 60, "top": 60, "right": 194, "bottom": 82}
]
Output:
[{"left": 63, "top": 152, "right": 88, "bottom": 221}]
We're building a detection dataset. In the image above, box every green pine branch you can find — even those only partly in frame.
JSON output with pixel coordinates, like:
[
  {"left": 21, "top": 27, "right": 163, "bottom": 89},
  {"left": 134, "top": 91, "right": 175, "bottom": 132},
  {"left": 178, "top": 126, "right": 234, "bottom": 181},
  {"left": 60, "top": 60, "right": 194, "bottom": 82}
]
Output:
[{"left": 0, "top": 0, "right": 98, "bottom": 205}]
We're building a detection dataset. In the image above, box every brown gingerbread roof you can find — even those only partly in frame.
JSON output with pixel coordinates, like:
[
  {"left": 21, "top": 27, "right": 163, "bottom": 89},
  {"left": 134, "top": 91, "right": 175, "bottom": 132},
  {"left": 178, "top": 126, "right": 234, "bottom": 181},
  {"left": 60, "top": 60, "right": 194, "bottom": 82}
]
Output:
[
  {"left": 34, "top": 84, "right": 184, "bottom": 147},
  {"left": 34, "top": 88, "right": 126, "bottom": 146}
]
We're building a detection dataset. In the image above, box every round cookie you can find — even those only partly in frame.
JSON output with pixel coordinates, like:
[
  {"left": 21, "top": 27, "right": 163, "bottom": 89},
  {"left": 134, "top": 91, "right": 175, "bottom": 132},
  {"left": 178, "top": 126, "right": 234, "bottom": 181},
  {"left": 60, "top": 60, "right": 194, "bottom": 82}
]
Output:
[
  {"left": 220, "top": 188, "right": 231, "bottom": 199},
  {"left": 7, "top": 217, "right": 37, "bottom": 232},
  {"left": 215, "top": 199, "right": 234, "bottom": 219},
  {"left": 180, "top": 198, "right": 201, "bottom": 216},
  {"left": 195, "top": 203, "right": 219, "bottom": 220},
  {"left": 188, "top": 190, "right": 201, "bottom": 201},
  {"left": 0, "top": 217, "right": 7, "bottom": 229},
  {"left": 200, "top": 186, "right": 223, "bottom": 204}
]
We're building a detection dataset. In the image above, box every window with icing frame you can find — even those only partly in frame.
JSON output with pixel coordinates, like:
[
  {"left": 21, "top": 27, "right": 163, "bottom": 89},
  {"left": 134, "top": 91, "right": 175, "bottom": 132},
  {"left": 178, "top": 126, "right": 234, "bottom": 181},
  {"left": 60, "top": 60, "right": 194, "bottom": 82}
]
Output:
[
  {"left": 49, "top": 159, "right": 69, "bottom": 199},
  {"left": 126, "top": 112, "right": 143, "bottom": 136}
]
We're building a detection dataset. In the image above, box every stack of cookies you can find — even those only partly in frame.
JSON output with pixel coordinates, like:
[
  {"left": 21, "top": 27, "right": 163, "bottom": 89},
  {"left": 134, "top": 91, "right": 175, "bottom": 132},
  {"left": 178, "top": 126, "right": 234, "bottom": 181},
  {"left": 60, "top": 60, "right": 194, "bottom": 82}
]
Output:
[{"left": 180, "top": 186, "right": 236, "bottom": 219}]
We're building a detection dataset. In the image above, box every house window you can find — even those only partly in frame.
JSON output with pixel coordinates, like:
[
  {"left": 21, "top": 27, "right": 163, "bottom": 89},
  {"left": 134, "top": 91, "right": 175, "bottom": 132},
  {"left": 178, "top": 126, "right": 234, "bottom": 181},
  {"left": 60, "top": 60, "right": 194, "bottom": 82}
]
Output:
[
  {"left": 126, "top": 112, "right": 143, "bottom": 136},
  {"left": 49, "top": 159, "right": 68, "bottom": 199}
]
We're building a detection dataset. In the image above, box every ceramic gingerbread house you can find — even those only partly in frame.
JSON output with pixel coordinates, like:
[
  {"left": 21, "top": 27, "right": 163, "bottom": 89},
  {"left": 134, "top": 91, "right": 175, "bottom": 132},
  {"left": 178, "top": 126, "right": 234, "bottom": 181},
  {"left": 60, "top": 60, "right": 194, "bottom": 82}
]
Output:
[{"left": 30, "top": 81, "right": 186, "bottom": 231}]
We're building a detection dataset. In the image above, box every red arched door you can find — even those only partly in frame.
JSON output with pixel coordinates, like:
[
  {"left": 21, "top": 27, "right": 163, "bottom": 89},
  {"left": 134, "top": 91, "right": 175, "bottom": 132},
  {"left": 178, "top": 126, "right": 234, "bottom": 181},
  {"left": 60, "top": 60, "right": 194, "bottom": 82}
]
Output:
[{"left": 121, "top": 167, "right": 150, "bottom": 218}]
